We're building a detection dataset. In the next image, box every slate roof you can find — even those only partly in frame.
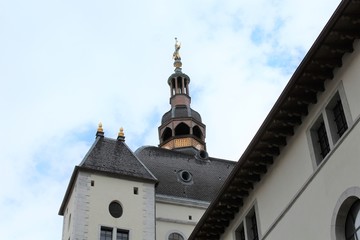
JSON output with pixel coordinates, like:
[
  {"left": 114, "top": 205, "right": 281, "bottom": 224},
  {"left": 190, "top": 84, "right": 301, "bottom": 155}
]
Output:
[
  {"left": 135, "top": 146, "right": 235, "bottom": 202},
  {"left": 59, "top": 136, "right": 157, "bottom": 215},
  {"left": 189, "top": 0, "right": 360, "bottom": 239},
  {"left": 79, "top": 137, "right": 157, "bottom": 181}
]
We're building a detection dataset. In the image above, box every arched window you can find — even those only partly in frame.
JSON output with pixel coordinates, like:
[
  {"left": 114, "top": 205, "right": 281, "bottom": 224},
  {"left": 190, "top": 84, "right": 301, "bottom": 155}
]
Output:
[
  {"left": 345, "top": 199, "right": 360, "bottom": 239},
  {"left": 193, "top": 126, "right": 203, "bottom": 140},
  {"left": 162, "top": 127, "right": 172, "bottom": 142},
  {"left": 331, "top": 187, "right": 360, "bottom": 240},
  {"left": 175, "top": 123, "right": 190, "bottom": 136},
  {"left": 168, "top": 232, "right": 184, "bottom": 240}
]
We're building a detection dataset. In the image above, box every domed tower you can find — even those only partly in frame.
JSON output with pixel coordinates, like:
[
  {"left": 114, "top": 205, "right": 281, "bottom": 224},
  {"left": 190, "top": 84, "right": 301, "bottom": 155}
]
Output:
[{"left": 158, "top": 38, "right": 206, "bottom": 153}]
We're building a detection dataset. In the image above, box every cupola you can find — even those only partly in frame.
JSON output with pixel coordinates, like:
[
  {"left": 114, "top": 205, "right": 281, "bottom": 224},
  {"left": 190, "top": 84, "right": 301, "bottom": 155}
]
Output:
[{"left": 158, "top": 38, "right": 206, "bottom": 154}]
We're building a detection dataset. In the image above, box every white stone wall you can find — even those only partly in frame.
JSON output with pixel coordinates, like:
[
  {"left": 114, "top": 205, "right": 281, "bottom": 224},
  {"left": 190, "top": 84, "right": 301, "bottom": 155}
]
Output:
[
  {"left": 220, "top": 39, "right": 360, "bottom": 240},
  {"left": 156, "top": 197, "right": 208, "bottom": 240},
  {"left": 61, "top": 171, "right": 156, "bottom": 240}
]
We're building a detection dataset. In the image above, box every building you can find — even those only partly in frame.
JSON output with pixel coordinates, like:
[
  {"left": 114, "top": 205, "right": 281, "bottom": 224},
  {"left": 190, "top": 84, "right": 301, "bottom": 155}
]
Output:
[
  {"left": 58, "top": 39, "right": 235, "bottom": 240},
  {"left": 189, "top": 0, "right": 360, "bottom": 239}
]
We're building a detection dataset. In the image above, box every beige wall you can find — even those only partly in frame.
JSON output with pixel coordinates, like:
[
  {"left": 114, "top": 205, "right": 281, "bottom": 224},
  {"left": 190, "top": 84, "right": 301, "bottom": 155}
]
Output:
[
  {"left": 156, "top": 199, "right": 207, "bottom": 240},
  {"left": 62, "top": 172, "right": 156, "bottom": 240},
  {"left": 220, "top": 40, "right": 360, "bottom": 240}
]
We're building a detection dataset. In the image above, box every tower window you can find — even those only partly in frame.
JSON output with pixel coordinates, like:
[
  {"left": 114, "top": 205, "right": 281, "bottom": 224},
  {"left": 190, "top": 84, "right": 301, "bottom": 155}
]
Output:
[
  {"left": 193, "top": 126, "right": 203, "bottom": 140},
  {"left": 133, "top": 187, "right": 138, "bottom": 195},
  {"left": 175, "top": 122, "right": 190, "bottom": 136},
  {"left": 162, "top": 127, "right": 172, "bottom": 142},
  {"left": 177, "top": 76, "right": 183, "bottom": 94}
]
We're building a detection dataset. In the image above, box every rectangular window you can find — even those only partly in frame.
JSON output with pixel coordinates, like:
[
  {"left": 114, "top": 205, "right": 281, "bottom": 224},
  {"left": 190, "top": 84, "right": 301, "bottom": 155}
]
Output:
[
  {"left": 332, "top": 99, "right": 348, "bottom": 137},
  {"left": 247, "top": 211, "right": 259, "bottom": 240},
  {"left": 317, "top": 121, "right": 330, "bottom": 159},
  {"left": 100, "top": 227, "right": 113, "bottom": 240},
  {"left": 116, "top": 229, "right": 129, "bottom": 240},
  {"left": 235, "top": 223, "right": 246, "bottom": 240},
  {"left": 308, "top": 86, "right": 351, "bottom": 168},
  {"left": 236, "top": 207, "right": 259, "bottom": 240}
]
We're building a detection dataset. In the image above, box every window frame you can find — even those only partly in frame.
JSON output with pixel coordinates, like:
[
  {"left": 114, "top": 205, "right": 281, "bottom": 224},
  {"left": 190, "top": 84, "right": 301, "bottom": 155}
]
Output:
[
  {"left": 307, "top": 83, "right": 351, "bottom": 168},
  {"left": 100, "top": 226, "right": 113, "bottom": 240},
  {"left": 168, "top": 232, "right": 185, "bottom": 240},
  {"left": 99, "top": 226, "right": 129, "bottom": 240},
  {"left": 235, "top": 206, "right": 260, "bottom": 240},
  {"left": 331, "top": 187, "right": 360, "bottom": 240}
]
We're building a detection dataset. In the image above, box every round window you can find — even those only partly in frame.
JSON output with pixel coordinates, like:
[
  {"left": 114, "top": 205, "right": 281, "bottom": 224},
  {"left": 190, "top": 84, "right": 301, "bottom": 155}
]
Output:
[
  {"left": 108, "top": 201, "right": 123, "bottom": 218},
  {"left": 180, "top": 170, "right": 192, "bottom": 182}
]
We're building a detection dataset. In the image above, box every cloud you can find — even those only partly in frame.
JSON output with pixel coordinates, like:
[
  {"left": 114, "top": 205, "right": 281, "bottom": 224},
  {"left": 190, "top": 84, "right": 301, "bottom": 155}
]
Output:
[{"left": 0, "top": 0, "right": 341, "bottom": 239}]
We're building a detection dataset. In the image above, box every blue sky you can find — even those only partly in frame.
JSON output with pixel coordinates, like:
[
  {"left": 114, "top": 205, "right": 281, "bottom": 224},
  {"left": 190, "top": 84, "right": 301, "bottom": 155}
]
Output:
[{"left": 0, "top": 0, "right": 341, "bottom": 239}]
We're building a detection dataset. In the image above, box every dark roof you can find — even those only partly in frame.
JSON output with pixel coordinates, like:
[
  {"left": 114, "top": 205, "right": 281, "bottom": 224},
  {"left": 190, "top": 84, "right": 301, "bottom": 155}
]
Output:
[
  {"left": 79, "top": 137, "right": 157, "bottom": 181},
  {"left": 135, "top": 146, "right": 235, "bottom": 202},
  {"left": 59, "top": 137, "right": 157, "bottom": 215},
  {"left": 189, "top": 0, "right": 360, "bottom": 239},
  {"left": 161, "top": 106, "right": 203, "bottom": 124}
]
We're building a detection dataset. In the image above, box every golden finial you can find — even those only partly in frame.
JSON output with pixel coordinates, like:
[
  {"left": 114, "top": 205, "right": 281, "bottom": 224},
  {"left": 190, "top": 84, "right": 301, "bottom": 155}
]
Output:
[
  {"left": 96, "top": 122, "right": 104, "bottom": 137},
  {"left": 118, "top": 127, "right": 124, "bottom": 137},
  {"left": 117, "top": 127, "right": 125, "bottom": 141},
  {"left": 97, "top": 122, "right": 103, "bottom": 132}
]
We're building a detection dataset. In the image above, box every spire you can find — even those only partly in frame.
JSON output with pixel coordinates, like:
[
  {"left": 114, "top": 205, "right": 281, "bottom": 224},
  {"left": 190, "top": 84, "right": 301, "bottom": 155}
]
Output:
[
  {"left": 158, "top": 39, "right": 206, "bottom": 153},
  {"left": 173, "top": 37, "right": 182, "bottom": 71}
]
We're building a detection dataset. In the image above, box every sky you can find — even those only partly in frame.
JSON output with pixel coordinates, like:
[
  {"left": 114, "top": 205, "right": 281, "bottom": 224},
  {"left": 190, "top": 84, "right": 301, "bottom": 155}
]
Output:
[{"left": 0, "top": 0, "right": 342, "bottom": 239}]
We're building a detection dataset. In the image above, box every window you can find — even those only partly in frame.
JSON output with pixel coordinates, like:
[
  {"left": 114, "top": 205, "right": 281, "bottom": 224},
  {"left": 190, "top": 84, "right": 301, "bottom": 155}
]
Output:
[
  {"left": 317, "top": 121, "right": 330, "bottom": 159},
  {"left": 235, "top": 223, "right": 246, "bottom": 240},
  {"left": 100, "top": 227, "right": 129, "bottom": 240},
  {"left": 331, "top": 187, "right": 360, "bottom": 240},
  {"left": 326, "top": 92, "right": 348, "bottom": 143},
  {"left": 109, "top": 201, "right": 123, "bottom": 218},
  {"left": 345, "top": 200, "right": 360, "bottom": 239},
  {"left": 116, "top": 229, "right": 129, "bottom": 240},
  {"left": 308, "top": 89, "right": 350, "bottom": 167},
  {"left": 247, "top": 211, "right": 259, "bottom": 240},
  {"left": 168, "top": 232, "right": 184, "bottom": 240},
  {"left": 332, "top": 100, "right": 348, "bottom": 137},
  {"left": 235, "top": 207, "right": 259, "bottom": 240},
  {"left": 100, "top": 227, "right": 113, "bottom": 240},
  {"left": 310, "top": 116, "right": 330, "bottom": 165}
]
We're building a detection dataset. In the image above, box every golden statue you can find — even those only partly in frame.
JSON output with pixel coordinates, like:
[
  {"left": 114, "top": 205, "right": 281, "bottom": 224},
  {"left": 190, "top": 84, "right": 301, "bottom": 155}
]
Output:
[{"left": 173, "top": 37, "right": 181, "bottom": 60}]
